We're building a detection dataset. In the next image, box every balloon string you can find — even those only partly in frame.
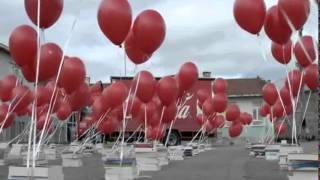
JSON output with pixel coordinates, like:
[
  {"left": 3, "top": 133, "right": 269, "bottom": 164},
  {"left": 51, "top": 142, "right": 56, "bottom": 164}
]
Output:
[
  {"left": 256, "top": 35, "right": 268, "bottom": 63},
  {"left": 0, "top": 91, "right": 28, "bottom": 134},
  {"left": 119, "top": 68, "right": 141, "bottom": 164},
  {"left": 279, "top": 9, "right": 314, "bottom": 65},
  {"left": 43, "top": 121, "right": 65, "bottom": 145},
  {"left": 189, "top": 124, "right": 206, "bottom": 145},
  {"left": 35, "top": 0, "right": 83, "bottom": 155},
  {"left": 298, "top": 91, "right": 312, "bottom": 136},
  {"left": 164, "top": 97, "right": 187, "bottom": 146},
  {"left": 123, "top": 44, "right": 127, "bottom": 77},
  {"left": 8, "top": 121, "right": 31, "bottom": 145},
  {"left": 35, "top": 87, "right": 59, "bottom": 154},
  {"left": 264, "top": 109, "right": 273, "bottom": 144},
  {"left": 125, "top": 125, "right": 142, "bottom": 143},
  {"left": 0, "top": 78, "right": 22, "bottom": 133},
  {"left": 27, "top": 0, "right": 43, "bottom": 169},
  {"left": 144, "top": 106, "right": 147, "bottom": 142},
  {"left": 291, "top": 70, "right": 304, "bottom": 144},
  {"left": 154, "top": 107, "right": 165, "bottom": 141}
]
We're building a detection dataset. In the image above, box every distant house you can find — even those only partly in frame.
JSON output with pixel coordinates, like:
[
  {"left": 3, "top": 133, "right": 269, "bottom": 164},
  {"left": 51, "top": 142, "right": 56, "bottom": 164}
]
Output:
[
  {"left": 0, "top": 43, "right": 17, "bottom": 77},
  {"left": 219, "top": 77, "right": 274, "bottom": 142},
  {"left": 219, "top": 77, "right": 318, "bottom": 143}
]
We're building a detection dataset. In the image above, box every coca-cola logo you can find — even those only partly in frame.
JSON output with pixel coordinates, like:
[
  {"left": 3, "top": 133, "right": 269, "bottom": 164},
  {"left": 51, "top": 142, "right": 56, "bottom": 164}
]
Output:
[{"left": 177, "top": 93, "right": 193, "bottom": 119}]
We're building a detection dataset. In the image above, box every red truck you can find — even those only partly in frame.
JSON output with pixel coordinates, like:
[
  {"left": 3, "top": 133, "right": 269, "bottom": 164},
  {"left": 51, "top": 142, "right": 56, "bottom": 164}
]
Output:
[{"left": 108, "top": 76, "right": 216, "bottom": 146}]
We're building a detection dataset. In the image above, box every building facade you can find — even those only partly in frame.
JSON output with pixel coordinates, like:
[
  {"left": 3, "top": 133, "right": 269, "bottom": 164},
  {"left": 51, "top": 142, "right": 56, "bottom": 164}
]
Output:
[{"left": 219, "top": 78, "right": 274, "bottom": 142}]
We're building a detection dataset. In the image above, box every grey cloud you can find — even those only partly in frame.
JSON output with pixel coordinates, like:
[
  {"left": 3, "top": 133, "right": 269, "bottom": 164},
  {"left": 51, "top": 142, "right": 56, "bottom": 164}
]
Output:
[{"left": 0, "top": 1, "right": 317, "bottom": 85}]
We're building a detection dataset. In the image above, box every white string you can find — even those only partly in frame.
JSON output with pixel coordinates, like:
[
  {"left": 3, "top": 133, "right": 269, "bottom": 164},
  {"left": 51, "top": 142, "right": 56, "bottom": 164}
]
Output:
[{"left": 36, "top": 0, "right": 84, "bottom": 155}]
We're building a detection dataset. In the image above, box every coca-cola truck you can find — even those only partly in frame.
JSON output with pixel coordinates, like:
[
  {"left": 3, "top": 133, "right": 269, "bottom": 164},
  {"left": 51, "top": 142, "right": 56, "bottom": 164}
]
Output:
[{"left": 109, "top": 76, "right": 215, "bottom": 146}]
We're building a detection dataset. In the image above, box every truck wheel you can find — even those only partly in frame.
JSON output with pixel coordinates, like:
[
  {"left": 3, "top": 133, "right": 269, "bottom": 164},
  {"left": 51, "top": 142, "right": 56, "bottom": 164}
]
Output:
[{"left": 166, "top": 131, "right": 181, "bottom": 146}]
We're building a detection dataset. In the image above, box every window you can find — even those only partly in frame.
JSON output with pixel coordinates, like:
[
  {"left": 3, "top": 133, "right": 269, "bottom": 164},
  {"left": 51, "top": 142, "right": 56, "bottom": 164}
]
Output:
[{"left": 252, "top": 107, "right": 263, "bottom": 121}]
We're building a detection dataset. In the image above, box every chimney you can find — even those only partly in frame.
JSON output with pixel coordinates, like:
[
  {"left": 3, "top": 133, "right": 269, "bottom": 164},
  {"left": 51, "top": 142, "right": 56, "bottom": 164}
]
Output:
[{"left": 202, "top": 71, "right": 211, "bottom": 78}]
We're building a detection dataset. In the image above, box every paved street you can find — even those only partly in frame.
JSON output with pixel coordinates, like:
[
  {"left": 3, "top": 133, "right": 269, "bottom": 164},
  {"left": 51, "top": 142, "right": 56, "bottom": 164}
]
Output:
[
  {"left": 0, "top": 144, "right": 290, "bottom": 180},
  {"left": 139, "top": 145, "right": 287, "bottom": 180}
]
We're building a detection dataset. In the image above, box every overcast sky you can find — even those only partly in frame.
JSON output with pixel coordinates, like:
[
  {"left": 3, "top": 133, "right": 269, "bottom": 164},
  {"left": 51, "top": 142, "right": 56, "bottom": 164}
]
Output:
[{"left": 0, "top": 0, "right": 318, "bottom": 84}]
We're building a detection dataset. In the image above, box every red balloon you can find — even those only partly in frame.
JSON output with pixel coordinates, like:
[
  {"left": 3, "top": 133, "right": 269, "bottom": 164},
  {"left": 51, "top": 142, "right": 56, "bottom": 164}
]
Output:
[
  {"left": 304, "top": 64, "right": 318, "bottom": 91},
  {"left": 279, "top": 86, "right": 291, "bottom": 106},
  {"left": 212, "top": 93, "right": 228, "bottom": 113},
  {"left": 202, "top": 97, "right": 215, "bottom": 116},
  {"left": 125, "top": 31, "right": 152, "bottom": 64},
  {"left": 97, "top": 116, "right": 119, "bottom": 134},
  {"left": 56, "top": 101, "right": 72, "bottom": 121},
  {"left": 162, "top": 102, "right": 177, "bottom": 124},
  {"left": 128, "top": 96, "right": 142, "bottom": 117},
  {"left": 34, "top": 86, "right": 50, "bottom": 107},
  {"left": 277, "top": 0, "right": 310, "bottom": 31},
  {"left": 275, "top": 123, "right": 287, "bottom": 136},
  {"left": 58, "top": 57, "right": 86, "bottom": 94},
  {"left": 36, "top": 104, "right": 49, "bottom": 119},
  {"left": 196, "top": 88, "right": 210, "bottom": 107},
  {"left": 38, "top": 43, "right": 63, "bottom": 81},
  {"left": 259, "top": 103, "right": 270, "bottom": 117},
  {"left": 177, "top": 62, "right": 198, "bottom": 91},
  {"left": 271, "top": 40, "right": 292, "bottom": 64},
  {"left": 214, "top": 115, "right": 225, "bottom": 129},
  {"left": 24, "top": 0, "right": 63, "bottom": 29},
  {"left": 9, "top": 25, "right": 37, "bottom": 67},
  {"left": 0, "top": 104, "right": 15, "bottom": 129},
  {"left": 21, "top": 65, "right": 36, "bottom": 82},
  {"left": 151, "top": 95, "right": 162, "bottom": 110},
  {"left": 141, "top": 101, "right": 157, "bottom": 123},
  {"left": 262, "top": 82, "right": 278, "bottom": 106},
  {"left": 229, "top": 122, "right": 243, "bottom": 138},
  {"left": 69, "top": 83, "right": 91, "bottom": 111},
  {"left": 132, "top": 10, "right": 166, "bottom": 54},
  {"left": 149, "top": 112, "right": 161, "bottom": 127},
  {"left": 90, "top": 81, "right": 103, "bottom": 94},
  {"left": 91, "top": 97, "right": 106, "bottom": 121},
  {"left": 16, "top": 106, "right": 30, "bottom": 117},
  {"left": 45, "top": 81, "right": 60, "bottom": 103},
  {"left": 264, "top": 6, "right": 292, "bottom": 45},
  {"left": 213, "top": 78, "right": 228, "bottom": 94},
  {"left": 239, "top": 112, "right": 253, "bottom": 125},
  {"left": 285, "top": 69, "right": 304, "bottom": 97},
  {"left": 97, "top": 0, "right": 132, "bottom": 46},
  {"left": 134, "top": 71, "right": 156, "bottom": 103},
  {"left": 0, "top": 74, "right": 18, "bottom": 102},
  {"left": 294, "top": 36, "right": 317, "bottom": 68},
  {"left": 147, "top": 125, "right": 164, "bottom": 140},
  {"left": 225, "top": 104, "right": 240, "bottom": 122},
  {"left": 284, "top": 104, "right": 293, "bottom": 116},
  {"left": 233, "top": 0, "right": 266, "bottom": 34},
  {"left": 205, "top": 122, "right": 215, "bottom": 134},
  {"left": 272, "top": 100, "right": 284, "bottom": 118},
  {"left": 11, "top": 85, "right": 33, "bottom": 113},
  {"left": 153, "top": 125, "right": 165, "bottom": 140},
  {"left": 157, "top": 76, "right": 178, "bottom": 106},
  {"left": 207, "top": 115, "right": 217, "bottom": 126},
  {"left": 102, "top": 82, "right": 128, "bottom": 109},
  {"left": 111, "top": 106, "right": 124, "bottom": 122},
  {"left": 36, "top": 115, "right": 52, "bottom": 130},
  {"left": 82, "top": 116, "right": 94, "bottom": 128},
  {"left": 195, "top": 114, "right": 205, "bottom": 126}
]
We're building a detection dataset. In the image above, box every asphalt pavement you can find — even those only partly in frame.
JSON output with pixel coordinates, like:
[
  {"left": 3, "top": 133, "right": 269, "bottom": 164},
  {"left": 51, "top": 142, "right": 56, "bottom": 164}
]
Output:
[
  {"left": 0, "top": 144, "right": 291, "bottom": 180},
  {"left": 139, "top": 145, "right": 288, "bottom": 180}
]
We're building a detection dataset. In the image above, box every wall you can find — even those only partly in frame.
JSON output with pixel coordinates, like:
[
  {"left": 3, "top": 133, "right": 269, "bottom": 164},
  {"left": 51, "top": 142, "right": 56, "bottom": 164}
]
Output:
[{"left": 218, "top": 96, "right": 274, "bottom": 142}]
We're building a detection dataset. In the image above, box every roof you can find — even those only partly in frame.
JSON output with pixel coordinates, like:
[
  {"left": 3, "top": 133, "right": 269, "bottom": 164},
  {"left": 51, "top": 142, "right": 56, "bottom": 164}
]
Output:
[
  {"left": 106, "top": 76, "right": 267, "bottom": 97},
  {"left": 226, "top": 77, "right": 267, "bottom": 97},
  {"left": 0, "top": 43, "right": 9, "bottom": 55},
  {"left": 110, "top": 76, "right": 215, "bottom": 81}
]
